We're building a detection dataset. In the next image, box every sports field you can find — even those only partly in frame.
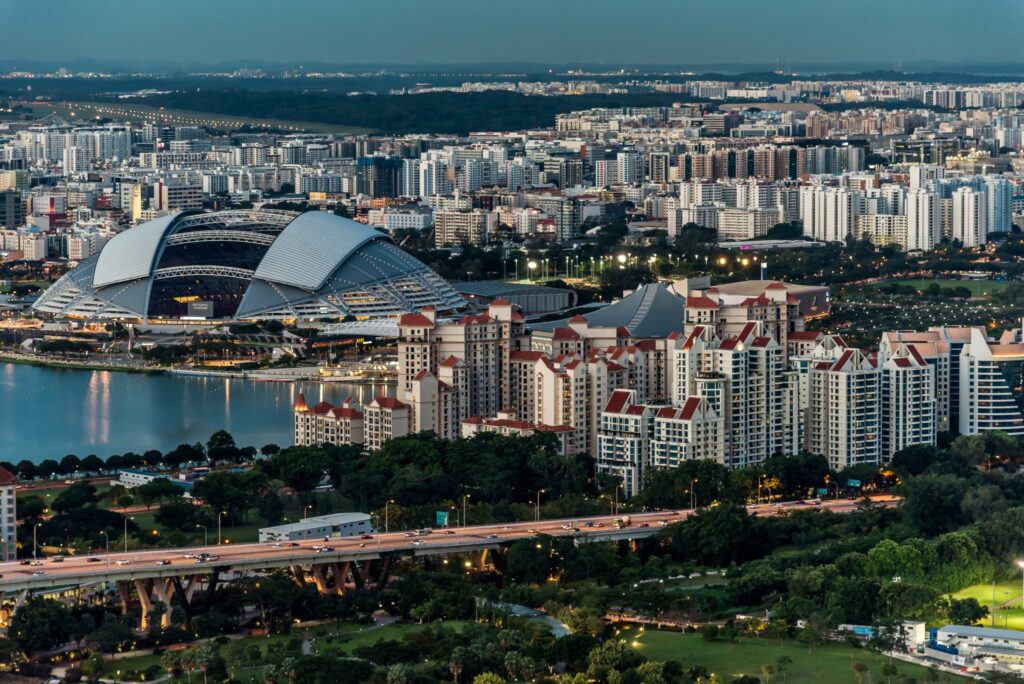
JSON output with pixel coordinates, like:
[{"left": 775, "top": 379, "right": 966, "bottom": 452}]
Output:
[{"left": 621, "top": 627, "right": 964, "bottom": 682}]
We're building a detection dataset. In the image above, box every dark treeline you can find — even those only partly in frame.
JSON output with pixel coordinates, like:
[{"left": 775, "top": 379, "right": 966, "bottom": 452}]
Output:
[{"left": 103, "top": 91, "right": 703, "bottom": 134}]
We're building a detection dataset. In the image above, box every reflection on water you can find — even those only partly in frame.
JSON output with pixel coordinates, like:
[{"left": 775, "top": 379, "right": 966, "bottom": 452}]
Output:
[{"left": 0, "top": 363, "right": 392, "bottom": 463}]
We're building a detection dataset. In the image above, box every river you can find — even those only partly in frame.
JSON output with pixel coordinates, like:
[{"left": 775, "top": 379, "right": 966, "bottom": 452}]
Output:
[{"left": 0, "top": 362, "right": 394, "bottom": 462}]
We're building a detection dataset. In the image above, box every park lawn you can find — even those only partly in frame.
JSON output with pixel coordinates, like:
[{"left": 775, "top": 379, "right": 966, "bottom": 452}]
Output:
[
  {"left": 622, "top": 628, "right": 964, "bottom": 683},
  {"left": 109, "top": 624, "right": 359, "bottom": 682},
  {"left": 326, "top": 619, "right": 473, "bottom": 655},
  {"left": 871, "top": 278, "right": 1009, "bottom": 297}
]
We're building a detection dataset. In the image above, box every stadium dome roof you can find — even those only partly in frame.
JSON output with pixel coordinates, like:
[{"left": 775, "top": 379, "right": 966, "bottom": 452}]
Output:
[{"left": 33, "top": 209, "right": 466, "bottom": 322}]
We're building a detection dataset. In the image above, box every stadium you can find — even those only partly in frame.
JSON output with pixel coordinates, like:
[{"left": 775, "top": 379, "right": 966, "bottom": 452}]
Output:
[{"left": 32, "top": 209, "right": 466, "bottom": 323}]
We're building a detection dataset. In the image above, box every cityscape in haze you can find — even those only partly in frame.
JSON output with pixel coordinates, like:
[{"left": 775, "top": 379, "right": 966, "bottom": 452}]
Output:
[{"left": 6, "top": 1, "right": 1024, "bottom": 683}]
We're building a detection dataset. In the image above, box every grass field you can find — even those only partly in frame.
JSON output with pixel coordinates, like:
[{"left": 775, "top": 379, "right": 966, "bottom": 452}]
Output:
[
  {"left": 950, "top": 581, "right": 1024, "bottom": 630},
  {"left": 622, "top": 628, "right": 963, "bottom": 682},
  {"left": 871, "top": 278, "right": 1009, "bottom": 297}
]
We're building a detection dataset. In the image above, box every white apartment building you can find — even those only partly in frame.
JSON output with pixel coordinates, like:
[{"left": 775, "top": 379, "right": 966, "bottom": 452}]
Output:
[
  {"left": 880, "top": 344, "right": 937, "bottom": 457},
  {"left": 799, "top": 186, "right": 863, "bottom": 243},
  {"left": 952, "top": 187, "right": 987, "bottom": 247},
  {"left": 0, "top": 467, "right": 15, "bottom": 561},
  {"left": 806, "top": 349, "right": 883, "bottom": 470},
  {"left": 905, "top": 188, "right": 940, "bottom": 251}
]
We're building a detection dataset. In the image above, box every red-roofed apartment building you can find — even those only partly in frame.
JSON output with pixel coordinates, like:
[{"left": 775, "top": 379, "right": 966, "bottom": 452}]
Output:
[
  {"left": 397, "top": 300, "right": 530, "bottom": 429},
  {"left": 461, "top": 412, "right": 582, "bottom": 455},
  {"left": 294, "top": 395, "right": 365, "bottom": 447},
  {"left": 597, "top": 389, "right": 725, "bottom": 496}
]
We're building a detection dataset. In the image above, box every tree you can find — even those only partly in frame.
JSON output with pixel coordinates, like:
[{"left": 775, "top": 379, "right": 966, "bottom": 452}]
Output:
[
  {"left": 776, "top": 656, "right": 792, "bottom": 684},
  {"left": 80, "top": 651, "right": 105, "bottom": 677},
  {"left": 761, "top": 664, "right": 775, "bottom": 683},
  {"left": 899, "top": 473, "right": 968, "bottom": 536},
  {"left": 162, "top": 650, "right": 183, "bottom": 678},
  {"left": 155, "top": 501, "right": 201, "bottom": 530},
  {"left": 948, "top": 597, "right": 989, "bottom": 626},
  {"left": 134, "top": 478, "right": 183, "bottom": 509},
  {"left": 450, "top": 645, "right": 469, "bottom": 683},
  {"left": 89, "top": 616, "right": 133, "bottom": 653},
  {"left": 473, "top": 674, "right": 506, "bottom": 684},
  {"left": 80, "top": 455, "right": 105, "bottom": 474},
  {"left": 797, "top": 614, "right": 826, "bottom": 653},
  {"left": 51, "top": 481, "right": 99, "bottom": 514},
  {"left": 881, "top": 662, "right": 900, "bottom": 684},
  {"left": 587, "top": 640, "right": 646, "bottom": 681},
  {"left": 852, "top": 662, "right": 869, "bottom": 684},
  {"left": 387, "top": 663, "right": 413, "bottom": 684},
  {"left": 207, "top": 430, "right": 240, "bottom": 463},
  {"left": 9, "top": 597, "right": 73, "bottom": 653}
]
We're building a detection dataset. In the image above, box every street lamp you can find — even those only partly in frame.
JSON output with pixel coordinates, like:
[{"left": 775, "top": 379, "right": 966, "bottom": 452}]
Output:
[
  {"left": 124, "top": 516, "right": 134, "bottom": 555},
  {"left": 218, "top": 511, "right": 226, "bottom": 545},
  {"left": 1017, "top": 561, "right": 1024, "bottom": 610},
  {"left": 100, "top": 530, "right": 110, "bottom": 566},
  {"left": 196, "top": 524, "right": 208, "bottom": 547},
  {"left": 385, "top": 499, "right": 395, "bottom": 534},
  {"left": 304, "top": 505, "right": 313, "bottom": 520},
  {"left": 33, "top": 523, "right": 41, "bottom": 559},
  {"left": 690, "top": 478, "right": 699, "bottom": 510},
  {"left": 462, "top": 494, "right": 470, "bottom": 529},
  {"left": 527, "top": 261, "right": 537, "bottom": 282},
  {"left": 535, "top": 489, "right": 545, "bottom": 523}
]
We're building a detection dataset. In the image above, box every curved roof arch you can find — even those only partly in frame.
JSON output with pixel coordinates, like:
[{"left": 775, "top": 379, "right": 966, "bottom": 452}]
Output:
[
  {"left": 253, "top": 212, "right": 390, "bottom": 291},
  {"left": 92, "top": 212, "right": 187, "bottom": 288}
]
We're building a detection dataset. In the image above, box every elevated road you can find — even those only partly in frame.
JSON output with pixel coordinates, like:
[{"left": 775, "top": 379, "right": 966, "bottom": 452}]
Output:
[{"left": 0, "top": 495, "right": 898, "bottom": 593}]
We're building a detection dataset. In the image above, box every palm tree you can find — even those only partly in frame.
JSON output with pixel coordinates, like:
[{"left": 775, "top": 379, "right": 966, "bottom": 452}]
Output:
[
  {"left": 852, "top": 662, "right": 869, "bottom": 684},
  {"left": 161, "top": 650, "right": 183, "bottom": 678},
  {"left": 450, "top": 646, "right": 468, "bottom": 683},
  {"left": 776, "top": 655, "right": 793, "bottom": 683},
  {"left": 761, "top": 664, "right": 775, "bottom": 682},
  {"left": 191, "top": 643, "right": 216, "bottom": 684}
]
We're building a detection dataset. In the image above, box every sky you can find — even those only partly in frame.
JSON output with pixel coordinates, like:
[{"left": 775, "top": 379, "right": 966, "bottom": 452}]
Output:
[{"left": 0, "top": 0, "right": 1021, "bottom": 70}]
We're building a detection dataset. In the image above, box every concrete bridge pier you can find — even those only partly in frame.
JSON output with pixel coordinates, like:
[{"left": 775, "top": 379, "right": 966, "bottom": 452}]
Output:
[{"left": 133, "top": 579, "right": 154, "bottom": 631}]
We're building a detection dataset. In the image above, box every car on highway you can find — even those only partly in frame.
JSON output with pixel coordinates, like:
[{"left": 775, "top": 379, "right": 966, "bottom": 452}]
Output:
[
  {"left": 359, "top": 534, "right": 373, "bottom": 540},
  {"left": 30, "top": 561, "right": 43, "bottom": 566},
  {"left": 156, "top": 559, "right": 171, "bottom": 566},
  {"left": 657, "top": 520, "right": 669, "bottom": 526},
  {"left": 87, "top": 557, "right": 101, "bottom": 562},
  {"left": 31, "top": 571, "right": 46, "bottom": 576},
  {"left": 183, "top": 553, "right": 197, "bottom": 559},
  {"left": 116, "top": 559, "right": 131, "bottom": 565},
  {"left": 50, "top": 556, "right": 64, "bottom": 563},
  {"left": 19, "top": 560, "right": 29, "bottom": 565},
  {"left": 638, "top": 523, "right": 650, "bottom": 528},
  {"left": 317, "top": 546, "right": 335, "bottom": 553},
  {"left": 486, "top": 534, "right": 499, "bottom": 540},
  {"left": 583, "top": 521, "right": 594, "bottom": 527},
  {"left": 411, "top": 539, "right": 424, "bottom": 546}
]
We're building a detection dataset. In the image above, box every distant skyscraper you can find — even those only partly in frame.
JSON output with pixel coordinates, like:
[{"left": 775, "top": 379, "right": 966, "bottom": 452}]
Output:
[{"left": 357, "top": 155, "right": 403, "bottom": 198}]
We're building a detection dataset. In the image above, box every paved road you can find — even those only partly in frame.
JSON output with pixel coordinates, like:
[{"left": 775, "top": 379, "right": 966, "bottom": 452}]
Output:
[{"left": 0, "top": 495, "right": 899, "bottom": 588}]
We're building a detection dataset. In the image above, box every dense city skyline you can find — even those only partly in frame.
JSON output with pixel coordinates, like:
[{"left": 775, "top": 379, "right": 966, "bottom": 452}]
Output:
[{"left": 1, "top": 0, "right": 1024, "bottom": 70}]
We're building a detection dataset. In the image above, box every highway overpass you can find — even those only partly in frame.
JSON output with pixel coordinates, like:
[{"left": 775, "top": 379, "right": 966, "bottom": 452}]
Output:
[{"left": 0, "top": 496, "right": 898, "bottom": 628}]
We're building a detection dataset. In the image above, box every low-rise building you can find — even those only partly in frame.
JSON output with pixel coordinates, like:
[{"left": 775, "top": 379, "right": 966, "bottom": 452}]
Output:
[{"left": 258, "top": 512, "right": 372, "bottom": 542}]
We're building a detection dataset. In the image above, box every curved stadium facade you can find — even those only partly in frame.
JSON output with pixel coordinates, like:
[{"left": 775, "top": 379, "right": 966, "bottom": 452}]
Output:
[{"left": 33, "top": 210, "right": 466, "bottom": 322}]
